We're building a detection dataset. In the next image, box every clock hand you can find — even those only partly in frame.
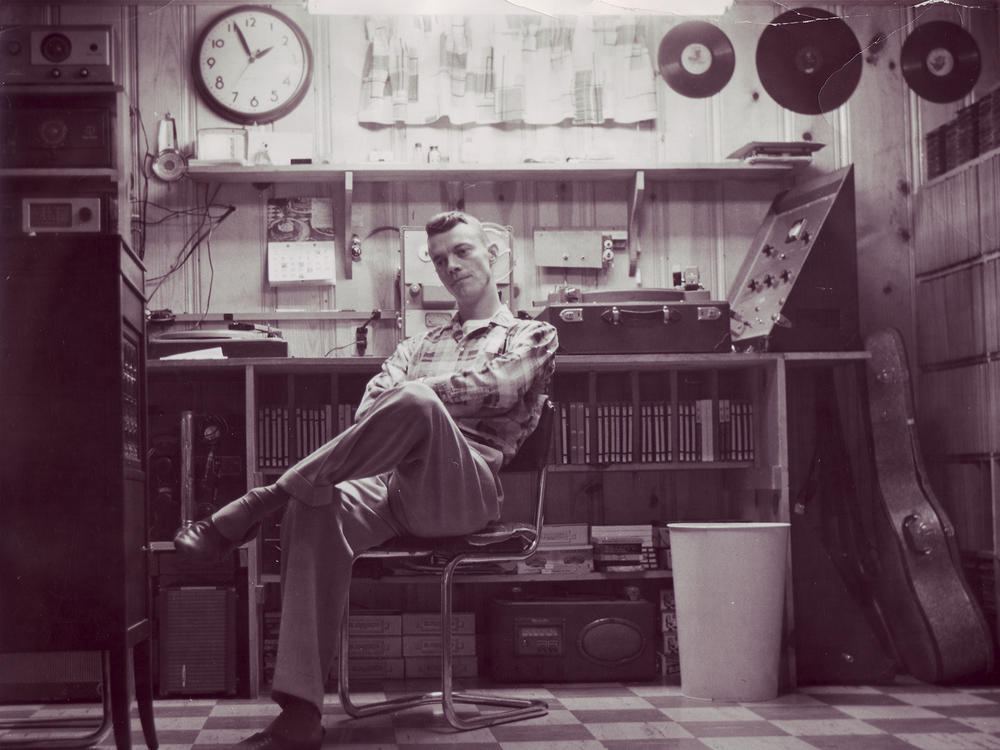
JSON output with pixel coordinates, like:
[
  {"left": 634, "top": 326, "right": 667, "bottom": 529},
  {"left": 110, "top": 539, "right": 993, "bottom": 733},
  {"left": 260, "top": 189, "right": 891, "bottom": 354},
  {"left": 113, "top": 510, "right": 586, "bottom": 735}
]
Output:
[
  {"left": 234, "top": 24, "right": 254, "bottom": 60},
  {"left": 253, "top": 45, "right": 275, "bottom": 60}
]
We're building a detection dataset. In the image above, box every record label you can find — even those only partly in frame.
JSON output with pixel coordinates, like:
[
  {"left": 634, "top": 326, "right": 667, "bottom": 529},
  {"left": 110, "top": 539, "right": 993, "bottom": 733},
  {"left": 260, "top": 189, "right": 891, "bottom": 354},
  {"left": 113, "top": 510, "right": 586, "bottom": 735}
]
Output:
[
  {"left": 681, "top": 43, "right": 713, "bottom": 76},
  {"left": 658, "top": 21, "right": 735, "bottom": 99},
  {"left": 756, "top": 7, "right": 862, "bottom": 115},
  {"left": 927, "top": 48, "right": 955, "bottom": 78},
  {"left": 901, "top": 21, "right": 980, "bottom": 103}
]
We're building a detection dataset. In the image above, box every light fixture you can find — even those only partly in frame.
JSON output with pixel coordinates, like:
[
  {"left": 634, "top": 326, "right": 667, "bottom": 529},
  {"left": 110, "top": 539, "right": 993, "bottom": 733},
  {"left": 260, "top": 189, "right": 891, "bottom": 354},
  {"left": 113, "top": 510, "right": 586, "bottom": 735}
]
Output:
[{"left": 307, "top": 0, "right": 734, "bottom": 15}]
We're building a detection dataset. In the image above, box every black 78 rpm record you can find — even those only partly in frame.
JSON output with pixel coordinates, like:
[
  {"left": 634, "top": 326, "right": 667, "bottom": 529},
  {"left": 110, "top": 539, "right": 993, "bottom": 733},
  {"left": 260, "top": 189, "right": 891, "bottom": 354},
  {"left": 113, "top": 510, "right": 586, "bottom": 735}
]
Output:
[
  {"left": 756, "top": 7, "right": 862, "bottom": 115},
  {"left": 658, "top": 20, "right": 735, "bottom": 99},
  {"left": 901, "top": 21, "right": 981, "bottom": 103}
]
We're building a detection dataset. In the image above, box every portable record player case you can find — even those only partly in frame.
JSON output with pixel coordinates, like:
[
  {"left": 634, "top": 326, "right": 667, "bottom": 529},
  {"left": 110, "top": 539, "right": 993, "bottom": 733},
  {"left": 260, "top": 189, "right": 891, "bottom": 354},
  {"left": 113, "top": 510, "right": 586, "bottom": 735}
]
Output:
[{"left": 536, "top": 289, "right": 731, "bottom": 354}]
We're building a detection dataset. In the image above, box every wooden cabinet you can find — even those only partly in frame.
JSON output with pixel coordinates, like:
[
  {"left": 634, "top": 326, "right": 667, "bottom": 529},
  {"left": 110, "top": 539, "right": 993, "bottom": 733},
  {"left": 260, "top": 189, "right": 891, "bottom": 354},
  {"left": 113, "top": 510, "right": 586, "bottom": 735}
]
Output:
[
  {"left": 148, "top": 350, "right": 865, "bottom": 694},
  {"left": 1, "top": 235, "right": 153, "bottom": 748}
]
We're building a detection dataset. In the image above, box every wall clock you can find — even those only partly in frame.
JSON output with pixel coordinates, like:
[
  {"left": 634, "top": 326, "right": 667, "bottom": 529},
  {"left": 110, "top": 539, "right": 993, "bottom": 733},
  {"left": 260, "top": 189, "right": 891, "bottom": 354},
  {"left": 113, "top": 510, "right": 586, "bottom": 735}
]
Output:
[{"left": 192, "top": 5, "right": 313, "bottom": 125}]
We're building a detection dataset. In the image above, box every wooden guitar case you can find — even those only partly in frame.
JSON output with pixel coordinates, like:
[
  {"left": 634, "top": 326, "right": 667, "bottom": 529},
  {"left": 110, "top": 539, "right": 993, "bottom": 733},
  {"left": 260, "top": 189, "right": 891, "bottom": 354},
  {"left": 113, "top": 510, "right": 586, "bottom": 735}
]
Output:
[
  {"left": 790, "top": 368, "right": 898, "bottom": 684},
  {"left": 864, "top": 328, "right": 994, "bottom": 682}
]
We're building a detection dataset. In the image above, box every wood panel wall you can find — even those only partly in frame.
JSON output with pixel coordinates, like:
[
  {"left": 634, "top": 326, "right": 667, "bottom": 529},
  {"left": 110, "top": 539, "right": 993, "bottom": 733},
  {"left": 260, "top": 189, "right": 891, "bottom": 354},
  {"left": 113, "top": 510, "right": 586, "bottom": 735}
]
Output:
[{"left": 7, "top": 1, "right": 997, "bottom": 362}]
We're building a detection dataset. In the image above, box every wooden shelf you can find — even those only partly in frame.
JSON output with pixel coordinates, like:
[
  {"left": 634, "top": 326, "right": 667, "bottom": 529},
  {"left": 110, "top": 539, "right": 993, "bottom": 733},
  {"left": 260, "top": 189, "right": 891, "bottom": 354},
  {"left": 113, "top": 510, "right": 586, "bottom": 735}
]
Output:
[
  {"left": 186, "top": 159, "right": 797, "bottom": 282},
  {"left": 0, "top": 168, "right": 120, "bottom": 179},
  {"left": 549, "top": 461, "right": 753, "bottom": 473},
  {"left": 148, "top": 351, "right": 869, "bottom": 371},
  {"left": 187, "top": 161, "right": 795, "bottom": 185},
  {"left": 345, "top": 569, "right": 673, "bottom": 584},
  {"left": 257, "top": 461, "right": 756, "bottom": 477}
]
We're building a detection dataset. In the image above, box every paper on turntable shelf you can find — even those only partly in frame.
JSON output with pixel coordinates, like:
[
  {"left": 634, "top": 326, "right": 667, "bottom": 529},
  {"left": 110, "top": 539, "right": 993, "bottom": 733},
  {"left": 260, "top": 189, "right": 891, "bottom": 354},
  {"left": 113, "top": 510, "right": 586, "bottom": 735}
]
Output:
[
  {"left": 755, "top": 7, "right": 862, "bottom": 115},
  {"left": 901, "top": 21, "right": 981, "bottom": 104},
  {"left": 657, "top": 20, "right": 735, "bottom": 99}
]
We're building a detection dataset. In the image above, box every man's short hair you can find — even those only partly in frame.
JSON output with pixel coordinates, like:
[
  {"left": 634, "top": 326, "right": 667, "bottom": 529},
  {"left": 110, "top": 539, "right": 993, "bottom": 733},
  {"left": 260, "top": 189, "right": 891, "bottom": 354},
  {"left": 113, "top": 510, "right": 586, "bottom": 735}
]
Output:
[{"left": 425, "top": 211, "right": 489, "bottom": 246}]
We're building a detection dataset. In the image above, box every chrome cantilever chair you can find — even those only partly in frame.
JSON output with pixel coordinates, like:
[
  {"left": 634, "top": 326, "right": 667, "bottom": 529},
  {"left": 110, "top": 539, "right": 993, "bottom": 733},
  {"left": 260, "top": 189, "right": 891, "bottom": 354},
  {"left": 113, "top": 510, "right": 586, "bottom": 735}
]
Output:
[{"left": 338, "top": 398, "right": 555, "bottom": 730}]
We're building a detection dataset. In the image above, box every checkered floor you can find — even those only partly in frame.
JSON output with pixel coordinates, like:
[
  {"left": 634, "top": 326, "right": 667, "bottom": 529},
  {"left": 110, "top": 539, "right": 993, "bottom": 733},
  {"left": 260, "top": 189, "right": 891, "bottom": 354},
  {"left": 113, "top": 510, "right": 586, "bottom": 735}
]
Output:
[{"left": 4, "top": 676, "right": 1000, "bottom": 749}]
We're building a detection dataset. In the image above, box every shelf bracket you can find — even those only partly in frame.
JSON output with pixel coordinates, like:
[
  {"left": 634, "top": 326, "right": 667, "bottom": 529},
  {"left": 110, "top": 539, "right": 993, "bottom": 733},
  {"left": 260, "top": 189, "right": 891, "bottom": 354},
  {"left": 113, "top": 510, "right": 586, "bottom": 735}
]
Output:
[
  {"left": 343, "top": 170, "right": 354, "bottom": 280},
  {"left": 442, "top": 180, "right": 465, "bottom": 211},
  {"left": 628, "top": 170, "right": 645, "bottom": 277}
]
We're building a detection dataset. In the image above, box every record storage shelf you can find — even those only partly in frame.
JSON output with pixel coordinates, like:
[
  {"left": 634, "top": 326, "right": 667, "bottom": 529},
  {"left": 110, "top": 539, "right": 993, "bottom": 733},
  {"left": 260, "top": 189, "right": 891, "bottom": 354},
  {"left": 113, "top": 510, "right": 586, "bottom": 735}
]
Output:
[{"left": 148, "top": 349, "right": 869, "bottom": 694}]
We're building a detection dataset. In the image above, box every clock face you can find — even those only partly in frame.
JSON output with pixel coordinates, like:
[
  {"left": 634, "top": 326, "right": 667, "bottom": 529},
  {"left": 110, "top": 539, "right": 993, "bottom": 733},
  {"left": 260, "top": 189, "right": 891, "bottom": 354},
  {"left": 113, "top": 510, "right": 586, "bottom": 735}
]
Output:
[{"left": 192, "top": 5, "right": 313, "bottom": 125}]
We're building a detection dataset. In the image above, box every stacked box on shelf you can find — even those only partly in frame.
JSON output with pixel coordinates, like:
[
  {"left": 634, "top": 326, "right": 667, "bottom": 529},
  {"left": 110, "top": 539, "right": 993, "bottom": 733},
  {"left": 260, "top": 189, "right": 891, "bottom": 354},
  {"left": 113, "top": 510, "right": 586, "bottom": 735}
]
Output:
[
  {"left": 262, "top": 611, "right": 281, "bottom": 687},
  {"left": 258, "top": 403, "right": 356, "bottom": 469},
  {"left": 979, "top": 88, "right": 1000, "bottom": 155},
  {"left": 640, "top": 402, "right": 671, "bottom": 462},
  {"left": 658, "top": 589, "right": 680, "bottom": 676},
  {"left": 946, "top": 103, "right": 979, "bottom": 171},
  {"left": 402, "top": 612, "right": 477, "bottom": 679},
  {"left": 518, "top": 523, "right": 593, "bottom": 575},
  {"left": 926, "top": 123, "right": 949, "bottom": 179},
  {"left": 258, "top": 406, "right": 289, "bottom": 468},
  {"left": 554, "top": 401, "right": 590, "bottom": 464},
  {"left": 591, "top": 524, "right": 654, "bottom": 571},
  {"left": 684, "top": 400, "right": 755, "bottom": 462},
  {"left": 721, "top": 400, "right": 754, "bottom": 462},
  {"left": 552, "top": 399, "right": 752, "bottom": 465},
  {"left": 327, "top": 612, "right": 404, "bottom": 685}
]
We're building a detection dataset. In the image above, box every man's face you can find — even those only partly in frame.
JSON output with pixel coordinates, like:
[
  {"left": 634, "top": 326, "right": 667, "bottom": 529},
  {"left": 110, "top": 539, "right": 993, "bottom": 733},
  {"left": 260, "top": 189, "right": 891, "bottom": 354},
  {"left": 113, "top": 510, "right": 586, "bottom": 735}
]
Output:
[{"left": 427, "top": 221, "right": 496, "bottom": 308}]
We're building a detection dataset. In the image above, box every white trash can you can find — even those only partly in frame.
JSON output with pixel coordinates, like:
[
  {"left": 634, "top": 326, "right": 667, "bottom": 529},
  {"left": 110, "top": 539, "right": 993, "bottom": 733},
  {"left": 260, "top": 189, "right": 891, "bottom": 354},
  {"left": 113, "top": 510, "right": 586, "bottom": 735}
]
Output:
[{"left": 668, "top": 522, "right": 790, "bottom": 702}]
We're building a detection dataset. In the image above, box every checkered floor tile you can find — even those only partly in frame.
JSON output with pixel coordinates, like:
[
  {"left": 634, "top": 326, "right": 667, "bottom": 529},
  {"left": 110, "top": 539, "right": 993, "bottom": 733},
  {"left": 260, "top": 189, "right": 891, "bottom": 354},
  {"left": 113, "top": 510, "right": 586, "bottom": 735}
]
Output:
[{"left": 3, "top": 676, "right": 1000, "bottom": 748}]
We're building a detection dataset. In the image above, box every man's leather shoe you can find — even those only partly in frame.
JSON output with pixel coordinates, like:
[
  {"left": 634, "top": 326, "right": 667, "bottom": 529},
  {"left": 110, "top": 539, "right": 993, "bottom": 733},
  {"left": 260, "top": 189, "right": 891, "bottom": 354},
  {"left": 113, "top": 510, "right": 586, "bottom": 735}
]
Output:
[
  {"left": 173, "top": 519, "right": 259, "bottom": 562},
  {"left": 236, "top": 726, "right": 324, "bottom": 749}
]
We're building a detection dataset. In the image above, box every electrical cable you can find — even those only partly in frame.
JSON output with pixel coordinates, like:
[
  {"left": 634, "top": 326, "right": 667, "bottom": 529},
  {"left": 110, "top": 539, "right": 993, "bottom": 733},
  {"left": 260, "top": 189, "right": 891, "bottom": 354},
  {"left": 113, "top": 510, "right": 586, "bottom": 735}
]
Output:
[
  {"left": 324, "top": 310, "right": 382, "bottom": 357},
  {"left": 146, "top": 184, "right": 236, "bottom": 302},
  {"left": 195, "top": 185, "right": 218, "bottom": 327}
]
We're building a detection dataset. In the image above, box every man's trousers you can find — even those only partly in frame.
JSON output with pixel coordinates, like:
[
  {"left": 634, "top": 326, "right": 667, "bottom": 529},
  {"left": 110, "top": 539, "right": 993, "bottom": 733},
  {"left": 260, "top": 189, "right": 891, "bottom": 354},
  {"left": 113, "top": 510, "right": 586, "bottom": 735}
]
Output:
[{"left": 270, "top": 381, "right": 503, "bottom": 709}]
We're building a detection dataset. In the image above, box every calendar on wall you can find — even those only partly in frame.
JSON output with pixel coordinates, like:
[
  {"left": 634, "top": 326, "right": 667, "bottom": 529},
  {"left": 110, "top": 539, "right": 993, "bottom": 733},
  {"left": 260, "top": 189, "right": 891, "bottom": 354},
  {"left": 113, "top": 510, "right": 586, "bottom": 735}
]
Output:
[{"left": 266, "top": 197, "right": 337, "bottom": 286}]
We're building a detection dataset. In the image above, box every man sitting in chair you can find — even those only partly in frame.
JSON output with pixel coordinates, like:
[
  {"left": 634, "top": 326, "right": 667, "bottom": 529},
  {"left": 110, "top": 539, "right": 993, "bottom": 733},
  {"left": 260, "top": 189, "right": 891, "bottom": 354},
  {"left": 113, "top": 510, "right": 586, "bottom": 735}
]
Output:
[{"left": 174, "top": 210, "right": 558, "bottom": 750}]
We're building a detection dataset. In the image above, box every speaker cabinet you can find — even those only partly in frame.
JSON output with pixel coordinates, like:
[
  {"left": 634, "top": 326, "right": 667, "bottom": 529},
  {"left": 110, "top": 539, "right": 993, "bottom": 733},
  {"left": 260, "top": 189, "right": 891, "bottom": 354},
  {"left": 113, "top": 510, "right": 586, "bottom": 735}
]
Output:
[
  {"left": 0, "top": 234, "right": 149, "bottom": 653},
  {"left": 158, "top": 587, "right": 236, "bottom": 695},
  {"left": 488, "top": 598, "right": 656, "bottom": 682}
]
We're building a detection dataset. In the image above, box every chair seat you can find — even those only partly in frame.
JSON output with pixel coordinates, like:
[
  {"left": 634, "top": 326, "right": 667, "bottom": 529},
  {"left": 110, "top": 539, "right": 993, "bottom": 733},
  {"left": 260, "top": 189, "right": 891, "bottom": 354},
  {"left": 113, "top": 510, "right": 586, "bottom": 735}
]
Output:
[{"left": 362, "top": 521, "right": 537, "bottom": 557}]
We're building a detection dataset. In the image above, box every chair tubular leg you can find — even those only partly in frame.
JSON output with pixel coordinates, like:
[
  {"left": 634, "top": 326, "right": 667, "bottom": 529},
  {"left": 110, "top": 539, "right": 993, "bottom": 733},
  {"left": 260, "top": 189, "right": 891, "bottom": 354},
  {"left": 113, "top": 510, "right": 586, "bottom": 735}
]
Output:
[
  {"left": 338, "top": 555, "right": 548, "bottom": 730},
  {"left": 439, "top": 555, "right": 548, "bottom": 730}
]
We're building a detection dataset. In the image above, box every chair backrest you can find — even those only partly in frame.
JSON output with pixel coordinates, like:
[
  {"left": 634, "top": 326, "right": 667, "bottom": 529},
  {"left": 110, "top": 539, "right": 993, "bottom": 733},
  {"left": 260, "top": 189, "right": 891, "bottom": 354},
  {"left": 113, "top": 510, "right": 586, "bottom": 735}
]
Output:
[{"left": 503, "top": 398, "right": 555, "bottom": 473}]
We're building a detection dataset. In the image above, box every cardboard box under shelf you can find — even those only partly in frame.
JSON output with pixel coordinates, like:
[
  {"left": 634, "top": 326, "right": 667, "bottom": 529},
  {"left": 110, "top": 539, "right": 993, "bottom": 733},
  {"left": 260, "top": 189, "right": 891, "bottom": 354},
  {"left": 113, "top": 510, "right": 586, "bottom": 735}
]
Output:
[
  {"left": 517, "top": 545, "right": 593, "bottom": 575},
  {"left": 405, "top": 656, "right": 478, "bottom": 679},
  {"left": 402, "top": 634, "right": 476, "bottom": 657},
  {"left": 349, "top": 612, "right": 402, "bottom": 636},
  {"left": 347, "top": 635, "right": 402, "bottom": 658},
  {"left": 540, "top": 523, "right": 590, "bottom": 547},
  {"left": 329, "top": 656, "right": 405, "bottom": 682},
  {"left": 402, "top": 612, "right": 475, "bottom": 635}
]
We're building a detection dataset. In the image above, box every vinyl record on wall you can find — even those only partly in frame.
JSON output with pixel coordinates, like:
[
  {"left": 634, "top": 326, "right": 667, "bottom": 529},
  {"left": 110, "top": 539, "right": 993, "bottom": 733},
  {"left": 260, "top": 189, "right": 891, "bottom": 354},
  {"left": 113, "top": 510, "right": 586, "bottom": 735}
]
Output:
[
  {"left": 756, "top": 7, "right": 862, "bottom": 115},
  {"left": 658, "top": 20, "right": 736, "bottom": 99},
  {"left": 901, "top": 21, "right": 981, "bottom": 103}
]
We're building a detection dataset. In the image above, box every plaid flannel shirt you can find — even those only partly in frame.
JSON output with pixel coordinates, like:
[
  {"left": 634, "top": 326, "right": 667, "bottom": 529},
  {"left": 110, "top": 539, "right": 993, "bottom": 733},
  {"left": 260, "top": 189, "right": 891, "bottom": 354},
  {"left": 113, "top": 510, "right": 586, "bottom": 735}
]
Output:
[{"left": 356, "top": 306, "right": 557, "bottom": 464}]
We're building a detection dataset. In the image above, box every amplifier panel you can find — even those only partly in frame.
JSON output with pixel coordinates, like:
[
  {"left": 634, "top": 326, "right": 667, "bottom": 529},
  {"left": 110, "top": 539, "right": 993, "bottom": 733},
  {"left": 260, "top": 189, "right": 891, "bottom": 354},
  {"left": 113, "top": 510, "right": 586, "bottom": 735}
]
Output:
[{"left": 488, "top": 598, "right": 656, "bottom": 682}]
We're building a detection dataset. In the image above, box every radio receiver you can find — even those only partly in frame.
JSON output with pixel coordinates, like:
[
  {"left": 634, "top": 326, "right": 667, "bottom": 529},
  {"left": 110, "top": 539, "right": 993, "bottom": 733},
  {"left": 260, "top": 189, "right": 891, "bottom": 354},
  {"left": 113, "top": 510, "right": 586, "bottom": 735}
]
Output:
[{"left": 0, "top": 25, "right": 114, "bottom": 85}]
